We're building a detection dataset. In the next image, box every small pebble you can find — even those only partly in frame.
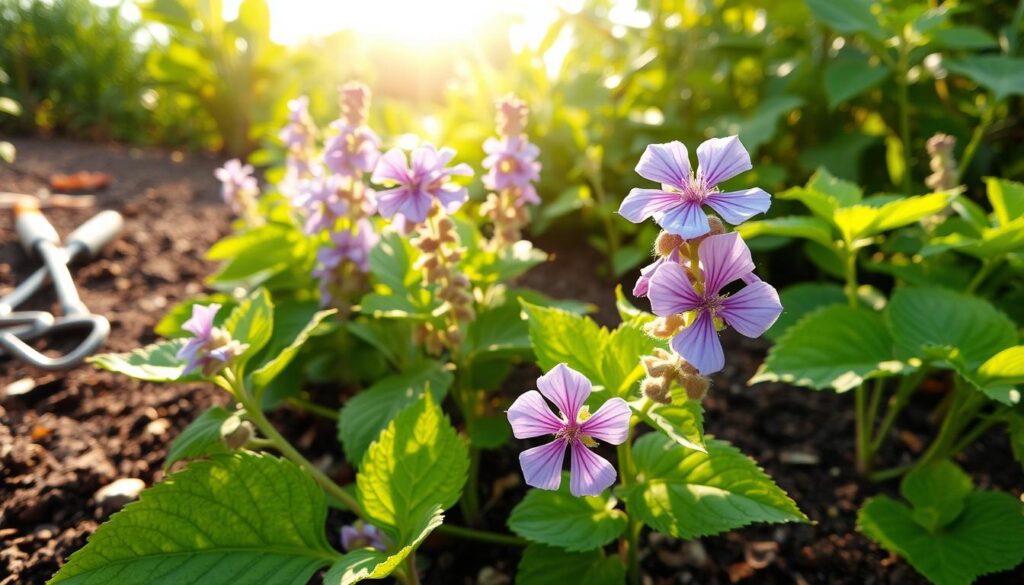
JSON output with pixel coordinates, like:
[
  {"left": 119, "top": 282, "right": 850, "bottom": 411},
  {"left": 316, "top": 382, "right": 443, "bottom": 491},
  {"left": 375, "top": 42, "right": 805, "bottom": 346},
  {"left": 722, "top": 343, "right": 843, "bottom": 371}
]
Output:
[
  {"left": 4, "top": 377, "right": 37, "bottom": 399},
  {"left": 145, "top": 418, "right": 171, "bottom": 436},
  {"left": 94, "top": 478, "right": 146, "bottom": 513}
]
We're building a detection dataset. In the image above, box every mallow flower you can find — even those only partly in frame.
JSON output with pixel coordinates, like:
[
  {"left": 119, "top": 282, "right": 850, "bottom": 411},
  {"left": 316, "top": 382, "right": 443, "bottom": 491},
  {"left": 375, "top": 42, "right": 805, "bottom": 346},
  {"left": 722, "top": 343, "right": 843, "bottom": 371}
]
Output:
[
  {"left": 648, "top": 232, "right": 782, "bottom": 375},
  {"left": 507, "top": 364, "right": 631, "bottom": 497},
  {"left": 317, "top": 219, "right": 379, "bottom": 273},
  {"left": 323, "top": 122, "right": 381, "bottom": 179},
  {"left": 619, "top": 136, "right": 771, "bottom": 238},
  {"left": 279, "top": 95, "right": 315, "bottom": 151},
  {"left": 177, "top": 304, "right": 248, "bottom": 376},
  {"left": 371, "top": 144, "right": 473, "bottom": 224},
  {"left": 482, "top": 135, "right": 541, "bottom": 205},
  {"left": 214, "top": 159, "right": 258, "bottom": 214},
  {"left": 633, "top": 248, "right": 682, "bottom": 298},
  {"left": 340, "top": 522, "right": 387, "bottom": 552}
]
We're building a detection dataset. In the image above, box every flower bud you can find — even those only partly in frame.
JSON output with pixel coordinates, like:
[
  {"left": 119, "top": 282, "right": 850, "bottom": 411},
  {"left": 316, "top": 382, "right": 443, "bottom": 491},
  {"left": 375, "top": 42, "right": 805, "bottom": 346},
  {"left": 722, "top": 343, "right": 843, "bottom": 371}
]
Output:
[
  {"left": 220, "top": 416, "right": 254, "bottom": 450},
  {"left": 645, "top": 314, "right": 687, "bottom": 339},
  {"left": 655, "top": 232, "right": 684, "bottom": 257},
  {"left": 679, "top": 373, "right": 710, "bottom": 401},
  {"left": 642, "top": 376, "right": 672, "bottom": 404},
  {"left": 415, "top": 237, "right": 439, "bottom": 252}
]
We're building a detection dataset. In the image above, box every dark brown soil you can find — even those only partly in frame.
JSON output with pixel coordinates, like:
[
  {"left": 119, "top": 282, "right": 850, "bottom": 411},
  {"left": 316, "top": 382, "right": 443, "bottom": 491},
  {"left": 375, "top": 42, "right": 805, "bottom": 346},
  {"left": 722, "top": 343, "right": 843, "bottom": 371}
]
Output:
[{"left": 1, "top": 137, "right": 1021, "bottom": 585}]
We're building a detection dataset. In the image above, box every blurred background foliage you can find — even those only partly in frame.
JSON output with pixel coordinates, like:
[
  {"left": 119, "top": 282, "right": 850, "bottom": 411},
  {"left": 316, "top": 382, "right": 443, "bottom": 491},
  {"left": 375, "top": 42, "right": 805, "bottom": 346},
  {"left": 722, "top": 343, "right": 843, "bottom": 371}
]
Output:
[{"left": 1, "top": 0, "right": 1022, "bottom": 274}]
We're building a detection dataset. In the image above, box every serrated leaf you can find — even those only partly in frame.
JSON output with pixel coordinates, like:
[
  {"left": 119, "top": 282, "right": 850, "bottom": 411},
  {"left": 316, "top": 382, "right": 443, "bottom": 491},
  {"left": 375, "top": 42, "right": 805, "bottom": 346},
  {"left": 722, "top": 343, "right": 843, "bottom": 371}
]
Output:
[
  {"left": 356, "top": 393, "right": 468, "bottom": 543},
  {"left": 634, "top": 394, "right": 705, "bottom": 452},
  {"left": 338, "top": 360, "right": 453, "bottom": 465},
  {"left": 985, "top": 177, "right": 1024, "bottom": 228},
  {"left": 932, "top": 26, "right": 998, "bottom": 49},
  {"left": 48, "top": 453, "right": 340, "bottom": 585},
  {"left": 467, "top": 413, "right": 512, "bottom": 449},
  {"left": 164, "top": 406, "right": 233, "bottom": 468},
  {"left": 766, "top": 283, "right": 847, "bottom": 340},
  {"left": 223, "top": 288, "right": 274, "bottom": 367},
  {"left": 628, "top": 434, "right": 807, "bottom": 538},
  {"left": 516, "top": 545, "right": 626, "bottom": 585},
  {"left": 825, "top": 54, "right": 890, "bottom": 107},
  {"left": 89, "top": 339, "right": 198, "bottom": 382},
  {"left": 323, "top": 506, "right": 443, "bottom": 585},
  {"left": 508, "top": 479, "right": 627, "bottom": 551},
  {"left": 859, "top": 491, "right": 1024, "bottom": 585},
  {"left": 886, "top": 287, "right": 1016, "bottom": 369},
  {"left": 946, "top": 56, "right": 1024, "bottom": 101},
  {"left": 603, "top": 323, "right": 658, "bottom": 396},
  {"left": 735, "top": 216, "right": 836, "bottom": 248},
  {"left": 805, "top": 0, "right": 889, "bottom": 41},
  {"left": 807, "top": 166, "right": 864, "bottom": 205},
  {"left": 251, "top": 304, "right": 335, "bottom": 388},
  {"left": 466, "top": 301, "right": 532, "bottom": 361},
  {"left": 752, "top": 305, "right": 906, "bottom": 392},
  {"left": 901, "top": 461, "right": 974, "bottom": 531}
]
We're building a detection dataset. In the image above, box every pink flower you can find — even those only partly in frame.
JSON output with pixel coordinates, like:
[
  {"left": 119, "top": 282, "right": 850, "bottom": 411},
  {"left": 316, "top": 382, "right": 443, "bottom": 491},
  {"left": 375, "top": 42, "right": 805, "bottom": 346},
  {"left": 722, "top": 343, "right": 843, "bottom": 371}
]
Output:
[
  {"left": 279, "top": 95, "right": 315, "bottom": 151},
  {"left": 619, "top": 136, "right": 771, "bottom": 238},
  {"left": 214, "top": 159, "right": 259, "bottom": 214},
  {"left": 633, "top": 248, "right": 683, "bottom": 298},
  {"left": 340, "top": 522, "right": 387, "bottom": 552},
  {"left": 648, "top": 232, "right": 782, "bottom": 375},
  {"left": 507, "top": 364, "right": 631, "bottom": 497},
  {"left": 176, "top": 304, "right": 247, "bottom": 376},
  {"left": 323, "top": 122, "right": 381, "bottom": 178},
  {"left": 482, "top": 136, "right": 541, "bottom": 205},
  {"left": 371, "top": 144, "right": 473, "bottom": 224}
]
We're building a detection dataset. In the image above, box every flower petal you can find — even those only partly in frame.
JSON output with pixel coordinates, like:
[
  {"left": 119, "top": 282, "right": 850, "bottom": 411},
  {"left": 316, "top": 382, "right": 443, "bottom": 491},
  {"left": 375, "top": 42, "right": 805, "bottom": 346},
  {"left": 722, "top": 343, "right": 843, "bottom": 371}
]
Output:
[
  {"left": 656, "top": 200, "right": 710, "bottom": 238},
  {"left": 648, "top": 262, "right": 701, "bottom": 317},
  {"left": 698, "top": 232, "right": 755, "bottom": 295},
  {"left": 696, "top": 136, "right": 752, "bottom": 188},
  {"left": 536, "top": 363, "right": 592, "bottom": 421},
  {"left": 569, "top": 442, "right": 617, "bottom": 497},
  {"left": 447, "top": 162, "right": 474, "bottom": 177},
  {"left": 635, "top": 142, "right": 692, "bottom": 190},
  {"left": 580, "top": 397, "right": 631, "bottom": 445},
  {"left": 371, "top": 148, "right": 410, "bottom": 184},
  {"left": 670, "top": 311, "right": 725, "bottom": 375},
  {"left": 618, "top": 188, "right": 681, "bottom": 223},
  {"left": 720, "top": 280, "right": 782, "bottom": 338},
  {"left": 436, "top": 185, "right": 468, "bottom": 212},
  {"left": 411, "top": 145, "right": 440, "bottom": 177},
  {"left": 704, "top": 188, "right": 771, "bottom": 225},
  {"left": 520, "top": 439, "right": 566, "bottom": 491},
  {"left": 374, "top": 187, "right": 410, "bottom": 219},
  {"left": 508, "top": 390, "right": 565, "bottom": 439},
  {"left": 182, "top": 304, "right": 220, "bottom": 338}
]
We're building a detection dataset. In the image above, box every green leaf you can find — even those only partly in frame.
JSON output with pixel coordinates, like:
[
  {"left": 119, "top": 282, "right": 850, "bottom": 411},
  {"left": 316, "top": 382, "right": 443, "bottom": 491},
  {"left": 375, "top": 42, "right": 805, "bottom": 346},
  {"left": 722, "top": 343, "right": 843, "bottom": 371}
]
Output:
[
  {"left": 752, "top": 305, "right": 906, "bottom": 392},
  {"left": 833, "top": 193, "right": 952, "bottom": 243},
  {"left": 338, "top": 360, "right": 453, "bottom": 465},
  {"left": 206, "top": 223, "right": 298, "bottom": 287},
  {"left": 885, "top": 287, "right": 1016, "bottom": 369},
  {"left": 466, "top": 301, "right": 532, "bottom": 361},
  {"left": 0, "top": 141, "right": 15, "bottom": 164},
  {"left": 251, "top": 304, "right": 335, "bottom": 388},
  {"left": 356, "top": 393, "right": 468, "bottom": 544},
  {"left": 466, "top": 413, "right": 512, "bottom": 449},
  {"left": 323, "top": 507, "right": 443, "bottom": 585},
  {"left": 0, "top": 96, "right": 20, "bottom": 116},
  {"left": 628, "top": 434, "right": 808, "bottom": 538},
  {"left": 735, "top": 216, "right": 836, "bottom": 248},
  {"left": 516, "top": 545, "right": 626, "bottom": 585},
  {"left": 223, "top": 288, "right": 274, "bottom": 367},
  {"left": 946, "top": 56, "right": 1024, "bottom": 101},
  {"left": 89, "top": 339, "right": 197, "bottom": 382},
  {"left": 985, "top": 177, "right": 1024, "bottom": 227},
  {"left": 965, "top": 346, "right": 1024, "bottom": 406},
  {"left": 825, "top": 54, "right": 890, "bottom": 107},
  {"left": 602, "top": 323, "right": 658, "bottom": 397},
  {"left": 634, "top": 393, "right": 705, "bottom": 453},
  {"left": 885, "top": 135, "right": 905, "bottom": 189},
  {"left": 901, "top": 461, "right": 974, "bottom": 532},
  {"left": 164, "top": 406, "right": 233, "bottom": 468},
  {"left": 766, "top": 283, "right": 847, "bottom": 340},
  {"left": 805, "top": 0, "right": 889, "bottom": 41},
  {"left": 48, "top": 453, "right": 340, "bottom": 585},
  {"left": 807, "top": 167, "right": 863, "bottom": 205},
  {"left": 932, "top": 26, "right": 998, "bottom": 49},
  {"left": 508, "top": 479, "right": 627, "bottom": 552},
  {"left": 859, "top": 491, "right": 1024, "bottom": 585},
  {"left": 614, "top": 284, "right": 653, "bottom": 324}
]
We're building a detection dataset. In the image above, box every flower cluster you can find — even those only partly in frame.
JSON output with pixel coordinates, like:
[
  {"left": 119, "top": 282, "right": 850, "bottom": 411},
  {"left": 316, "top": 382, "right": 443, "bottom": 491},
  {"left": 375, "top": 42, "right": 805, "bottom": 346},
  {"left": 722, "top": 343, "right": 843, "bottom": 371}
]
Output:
[
  {"left": 507, "top": 364, "right": 631, "bottom": 496},
  {"left": 925, "top": 133, "right": 959, "bottom": 192},
  {"left": 214, "top": 159, "right": 260, "bottom": 222},
  {"left": 621, "top": 137, "right": 782, "bottom": 376},
  {"left": 279, "top": 96, "right": 317, "bottom": 196},
  {"left": 323, "top": 83, "right": 381, "bottom": 179},
  {"left": 640, "top": 347, "right": 709, "bottom": 404},
  {"left": 480, "top": 95, "right": 541, "bottom": 246},
  {"left": 176, "top": 304, "right": 248, "bottom": 376}
]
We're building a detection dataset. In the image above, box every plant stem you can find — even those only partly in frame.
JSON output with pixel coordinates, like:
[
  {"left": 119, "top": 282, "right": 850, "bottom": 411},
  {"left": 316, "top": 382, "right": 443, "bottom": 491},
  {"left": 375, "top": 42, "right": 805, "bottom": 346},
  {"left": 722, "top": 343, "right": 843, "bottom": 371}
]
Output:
[
  {"left": 688, "top": 241, "right": 704, "bottom": 294},
  {"left": 855, "top": 382, "right": 871, "bottom": 474},
  {"left": 460, "top": 446, "right": 483, "bottom": 526},
  {"left": 895, "top": 41, "right": 913, "bottom": 195},
  {"left": 286, "top": 396, "right": 340, "bottom": 421},
  {"left": 435, "top": 524, "right": 528, "bottom": 547},
  {"left": 958, "top": 99, "right": 996, "bottom": 178},
  {"left": 405, "top": 554, "right": 421, "bottom": 585},
  {"left": 919, "top": 383, "right": 986, "bottom": 466},
  {"left": 948, "top": 412, "right": 1003, "bottom": 456},
  {"left": 868, "top": 463, "right": 914, "bottom": 483},
  {"left": 966, "top": 257, "right": 1002, "bottom": 294},
  {"left": 868, "top": 369, "right": 926, "bottom": 456},
  {"left": 617, "top": 438, "right": 640, "bottom": 585}
]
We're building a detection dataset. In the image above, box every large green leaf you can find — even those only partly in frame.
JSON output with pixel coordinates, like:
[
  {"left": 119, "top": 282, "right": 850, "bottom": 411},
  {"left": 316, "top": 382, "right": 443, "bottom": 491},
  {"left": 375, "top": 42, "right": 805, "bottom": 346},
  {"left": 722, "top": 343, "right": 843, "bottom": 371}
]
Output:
[
  {"left": 735, "top": 216, "right": 836, "bottom": 248},
  {"left": 250, "top": 303, "right": 335, "bottom": 388},
  {"left": 323, "top": 507, "right": 443, "bottom": 585},
  {"left": 900, "top": 461, "right": 974, "bottom": 532},
  {"left": 164, "top": 406, "right": 233, "bottom": 468},
  {"left": 946, "top": 56, "right": 1024, "bottom": 101},
  {"left": 89, "top": 339, "right": 198, "bottom": 382},
  {"left": 765, "top": 283, "right": 847, "bottom": 340},
  {"left": 627, "top": 434, "right": 808, "bottom": 538},
  {"left": 885, "top": 287, "right": 1016, "bottom": 369},
  {"left": 223, "top": 288, "right": 274, "bottom": 368},
  {"left": 834, "top": 193, "right": 952, "bottom": 243},
  {"left": 48, "top": 453, "right": 340, "bottom": 585},
  {"left": 634, "top": 392, "right": 705, "bottom": 453},
  {"left": 516, "top": 545, "right": 626, "bottom": 585},
  {"left": 338, "top": 360, "right": 453, "bottom": 465},
  {"left": 465, "top": 301, "right": 532, "bottom": 361},
  {"left": 825, "top": 54, "right": 890, "bottom": 107},
  {"left": 356, "top": 393, "right": 468, "bottom": 544},
  {"left": 985, "top": 177, "right": 1024, "bottom": 227},
  {"left": 752, "top": 305, "right": 905, "bottom": 392},
  {"left": 805, "top": 0, "right": 889, "bottom": 41},
  {"left": 508, "top": 479, "right": 627, "bottom": 552}
]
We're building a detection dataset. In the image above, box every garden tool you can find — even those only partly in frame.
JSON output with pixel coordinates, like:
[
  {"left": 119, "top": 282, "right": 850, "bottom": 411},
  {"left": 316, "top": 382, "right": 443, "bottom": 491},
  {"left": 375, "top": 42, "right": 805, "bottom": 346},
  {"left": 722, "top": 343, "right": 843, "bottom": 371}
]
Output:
[{"left": 0, "top": 199, "right": 122, "bottom": 369}]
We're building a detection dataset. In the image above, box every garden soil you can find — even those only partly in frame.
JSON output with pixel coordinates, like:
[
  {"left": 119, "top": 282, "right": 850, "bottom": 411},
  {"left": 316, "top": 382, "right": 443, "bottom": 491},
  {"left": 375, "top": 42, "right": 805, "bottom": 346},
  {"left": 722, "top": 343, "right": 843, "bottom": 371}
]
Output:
[{"left": 1, "top": 138, "right": 1021, "bottom": 585}]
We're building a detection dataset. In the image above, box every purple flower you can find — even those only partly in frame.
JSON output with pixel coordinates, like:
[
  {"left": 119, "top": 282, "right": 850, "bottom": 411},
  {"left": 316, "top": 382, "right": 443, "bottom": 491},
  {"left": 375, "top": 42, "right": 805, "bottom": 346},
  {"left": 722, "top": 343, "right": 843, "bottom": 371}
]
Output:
[
  {"left": 323, "top": 121, "right": 381, "bottom": 178},
  {"left": 482, "top": 136, "right": 541, "bottom": 205},
  {"left": 279, "top": 95, "right": 315, "bottom": 151},
  {"left": 294, "top": 174, "right": 349, "bottom": 235},
  {"left": 176, "top": 304, "right": 248, "bottom": 376},
  {"left": 648, "top": 232, "right": 782, "bottom": 375},
  {"left": 340, "top": 522, "right": 387, "bottom": 552},
  {"left": 214, "top": 159, "right": 259, "bottom": 213},
  {"left": 619, "top": 136, "right": 771, "bottom": 238},
  {"left": 318, "top": 219, "right": 379, "bottom": 273},
  {"left": 507, "top": 364, "right": 631, "bottom": 497},
  {"left": 633, "top": 248, "right": 684, "bottom": 298},
  {"left": 371, "top": 144, "right": 474, "bottom": 224}
]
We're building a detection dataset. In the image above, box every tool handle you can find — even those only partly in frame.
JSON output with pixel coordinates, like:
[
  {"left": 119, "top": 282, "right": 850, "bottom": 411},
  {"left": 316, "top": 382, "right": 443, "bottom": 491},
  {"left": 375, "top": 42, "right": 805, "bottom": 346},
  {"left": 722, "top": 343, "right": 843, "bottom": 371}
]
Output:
[
  {"left": 14, "top": 199, "right": 60, "bottom": 255},
  {"left": 66, "top": 210, "right": 123, "bottom": 259}
]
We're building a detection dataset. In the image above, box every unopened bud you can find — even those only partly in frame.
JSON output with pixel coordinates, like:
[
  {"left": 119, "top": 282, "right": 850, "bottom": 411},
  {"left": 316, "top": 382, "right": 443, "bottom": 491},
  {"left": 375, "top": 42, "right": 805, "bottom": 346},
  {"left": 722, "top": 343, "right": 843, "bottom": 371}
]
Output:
[
  {"left": 642, "top": 377, "right": 672, "bottom": 404},
  {"left": 416, "top": 237, "right": 440, "bottom": 252},
  {"left": 655, "top": 232, "right": 684, "bottom": 257},
  {"left": 645, "top": 314, "right": 687, "bottom": 339},
  {"left": 220, "top": 415, "right": 254, "bottom": 449},
  {"left": 679, "top": 373, "right": 710, "bottom": 401}
]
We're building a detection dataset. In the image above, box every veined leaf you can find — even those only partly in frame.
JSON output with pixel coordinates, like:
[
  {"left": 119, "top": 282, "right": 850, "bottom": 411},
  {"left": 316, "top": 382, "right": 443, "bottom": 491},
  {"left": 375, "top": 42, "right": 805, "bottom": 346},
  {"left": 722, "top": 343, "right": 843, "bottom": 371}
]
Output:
[
  {"left": 946, "top": 56, "right": 1024, "bottom": 101},
  {"left": 251, "top": 303, "right": 335, "bottom": 388},
  {"left": 766, "top": 283, "right": 847, "bottom": 340},
  {"left": 736, "top": 216, "right": 836, "bottom": 248},
  {"left": 633, "top": 393, "right": 705, "bottom": 453},
  {"left": 508, "top": 479, "right": 627, "bottom": 552},
  {"left": 223, "top": 288, "right": 274, "bottom": 368},
  {"left": 164, "top": 406, "right": 233, "bottom": 468},
  {"left": 985, "top": 177, "right": 1024, "bottom": 228},
  {"left": 516, "top": 545, "right": 626, "bottom": 585},
  {"left": 805, "top": 0, "right": 889, "bottom": 41},
  {"left": 323, "top": 507, "right": 443, "bottom": 585},
  {"left": 89, "top": 339, "right": 198, "bottom": 382}
]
